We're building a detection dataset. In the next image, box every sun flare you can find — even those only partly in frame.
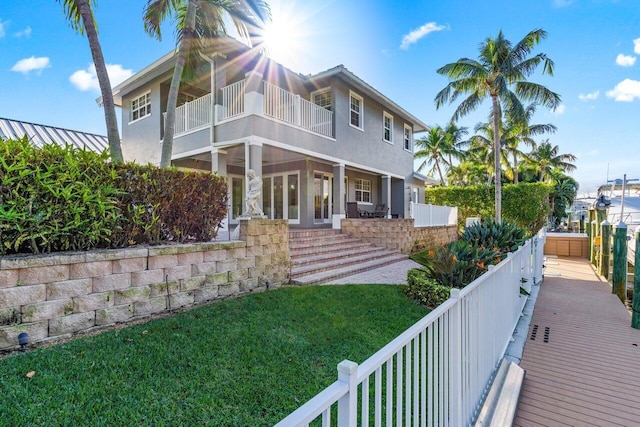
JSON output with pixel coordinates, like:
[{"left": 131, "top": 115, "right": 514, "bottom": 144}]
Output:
[{"left": 259, "top": 3, "right": 308, "bottom": 68}]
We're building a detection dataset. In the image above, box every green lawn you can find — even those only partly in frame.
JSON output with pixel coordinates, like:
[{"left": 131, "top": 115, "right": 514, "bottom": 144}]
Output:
[{"left": 0, "top": 285, "right": 428, "bottom": 426}]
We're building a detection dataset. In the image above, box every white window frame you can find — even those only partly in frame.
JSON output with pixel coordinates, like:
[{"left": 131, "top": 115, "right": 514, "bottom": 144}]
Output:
[
  {"left": 403, "top": 124, "right": 412, "bottom": 152},
  {"left": 349, "top": 91, "right": 364, "bottom": 131},
  {"left": 261, "top": 171, "right": 301, "bottom": 225},
  {"left": 383, "top": 111, "right": 394, "bottom": 144},
  {"left": 311, "top": 87, "right": 332, "bottom": 111},
  {"left": 129, "top": 91, "right": 151, "bottom": 124},
  {"left": 355, "top": 178, "right": 371, "bottom": 204}
]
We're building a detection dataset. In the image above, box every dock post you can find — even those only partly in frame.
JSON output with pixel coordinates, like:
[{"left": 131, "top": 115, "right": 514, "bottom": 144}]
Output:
[
  {"left": 590, "top": 219, "right": 598, "bottom": 265},
  {"left": 632, "top": 227, "right": 640, "bottom": 329},
  {"left": 612, "top": 221, "right": 628, "bottom": 303},
  {"left": 599, "top": 220, "right": 611, "bottom": 279}
]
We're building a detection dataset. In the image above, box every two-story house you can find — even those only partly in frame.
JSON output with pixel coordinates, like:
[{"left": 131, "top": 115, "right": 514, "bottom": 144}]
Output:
[{"left": 112, "top": 37, "right": 429, "bottom": 230}]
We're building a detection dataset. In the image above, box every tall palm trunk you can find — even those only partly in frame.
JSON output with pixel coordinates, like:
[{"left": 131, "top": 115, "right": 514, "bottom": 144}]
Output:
[
  {"left": 435, "top": 159, "right": 445, "bottom": 185},
  {"left": 77, "top": 0, "right": 122, "bottom": 163},
  {"left": 160, "top": 0, "right": 198, "bottom": 168},
  {"left": 513, "top": 152, "right": 519, "bottom": 184},
  {"left": 491, "top": 95, "right": 502, "bottom": 222}
]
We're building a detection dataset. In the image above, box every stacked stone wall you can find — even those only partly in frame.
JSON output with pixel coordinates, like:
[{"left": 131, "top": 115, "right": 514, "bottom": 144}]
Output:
[
  {"left": 0, "top": 219, "right": 289, "bottom": 351},
  {"left": 340, "top": 219, "right": 458, "bottom": 254}
]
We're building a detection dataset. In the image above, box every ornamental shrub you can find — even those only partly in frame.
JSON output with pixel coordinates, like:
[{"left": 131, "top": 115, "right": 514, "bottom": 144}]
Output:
[
  {"left": 406, "top": 269, "right": 453, "bottom": 309},
  {"left": 461, "top": 219, "right": 526, "bottom": 255}
]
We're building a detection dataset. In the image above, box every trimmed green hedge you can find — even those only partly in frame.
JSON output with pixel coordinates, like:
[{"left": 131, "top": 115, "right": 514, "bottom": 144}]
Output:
[
  {"left": 424, "top": 182, "right": 551, "bottom": 235},
  {"left": 406, "top": 269, "right": 453, "bottom": 309},
  {"left": 0, "top": 137, "right": 228, "bottom": 255}
]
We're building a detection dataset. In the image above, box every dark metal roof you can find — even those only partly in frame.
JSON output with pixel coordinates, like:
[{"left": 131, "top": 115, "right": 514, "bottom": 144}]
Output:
[{"left": 0, "top": 117, "right": 108, "bottom": 153}]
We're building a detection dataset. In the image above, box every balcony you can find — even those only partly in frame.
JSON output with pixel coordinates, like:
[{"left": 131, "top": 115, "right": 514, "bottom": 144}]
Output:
[{"left": 173, "top": 79, "right": 334, "bottom": 138}]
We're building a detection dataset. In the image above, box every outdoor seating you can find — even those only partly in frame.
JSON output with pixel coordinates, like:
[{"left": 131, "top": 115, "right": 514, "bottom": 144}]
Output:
[{"left": 372, "top": 203, "right": 388, "bottom": 218}]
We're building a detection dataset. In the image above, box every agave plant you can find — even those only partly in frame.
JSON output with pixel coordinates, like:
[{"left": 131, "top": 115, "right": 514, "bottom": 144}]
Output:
[{"left": 461, "top": 219, "right": 526, "bottom": 255}]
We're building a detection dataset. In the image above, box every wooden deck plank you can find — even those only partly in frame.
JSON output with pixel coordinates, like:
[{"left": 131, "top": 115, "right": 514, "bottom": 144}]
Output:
[{"left": 514, "top": 257, "right": 640, "bottom": 427}]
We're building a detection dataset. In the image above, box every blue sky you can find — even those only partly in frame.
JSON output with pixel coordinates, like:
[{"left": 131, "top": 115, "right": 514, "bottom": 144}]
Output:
[{"left": 1, "top": 0, "right": 639, "bottom": 193}]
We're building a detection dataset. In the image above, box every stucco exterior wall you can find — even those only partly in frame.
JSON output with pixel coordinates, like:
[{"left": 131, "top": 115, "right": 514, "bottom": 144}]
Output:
[
  {"left": 0, "top": 220, "right": 289, "bottom": 352},
  {"left": 340, "top": 219, "right": 458, "bottom": 255}
]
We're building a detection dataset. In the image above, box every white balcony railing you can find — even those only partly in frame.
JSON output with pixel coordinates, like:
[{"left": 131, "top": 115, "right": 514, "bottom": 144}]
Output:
[
  {"left": 410, "top": 202, "right": 458, "bottom": 227},
  {"left": 219, "top": 80, "right": 246, "bottom": 121},
  {"left": 263, "top": 81, "right": 333, "bottom": 138},
  {"left": 174, "top": 79, "right": 334, "bottom": 138},
  {"left": 173, "top": 94, "right": 212, "bottom": 136},
  {"left": 276, "top": 228, "right": 546, "bottom": 426}
]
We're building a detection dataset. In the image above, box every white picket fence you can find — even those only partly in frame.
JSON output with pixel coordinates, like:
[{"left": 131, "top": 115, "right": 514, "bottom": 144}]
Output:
[
  {"left": 276, "top": 228, "right": 546, "bottom": 426},
  {"left": 410, "top": 202, "right": 458, "bottom": 227}
]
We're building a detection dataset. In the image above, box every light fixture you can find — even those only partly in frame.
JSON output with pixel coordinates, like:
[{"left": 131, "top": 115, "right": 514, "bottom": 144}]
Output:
[{"left": 18, "top": 332, "right": 29, "bottom": 352}]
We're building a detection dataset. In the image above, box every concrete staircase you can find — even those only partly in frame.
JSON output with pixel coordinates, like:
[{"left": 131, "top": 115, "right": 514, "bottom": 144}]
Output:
[{"left": 289, "top": 229, "right": 408, "bottom": 285}]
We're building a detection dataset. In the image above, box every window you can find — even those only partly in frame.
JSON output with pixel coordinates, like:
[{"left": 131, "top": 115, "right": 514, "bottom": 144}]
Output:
[
  {"left": 355, "top": 178, "right": 371, "bottom": 203},
  {"left": 131, "top": 92, "right": 151, "bottom": 122},
  {"left": 312, "top": 89, "right": 332, "bottom": 111},
  {"left": 349, "top": 91, "right": 363, "bottom": 130},
  {"left": 383, "top": 112, "right": 393, "bottom": 143},
  {"left": 404, "top": 125, "right": 412, "bottom": 151}
]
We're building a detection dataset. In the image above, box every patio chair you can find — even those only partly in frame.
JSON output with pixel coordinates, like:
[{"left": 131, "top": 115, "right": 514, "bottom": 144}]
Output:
[
  {"left": 346, "top": 202, "right": 360, "bottom": 218},
  {"left": 372, "top": 203, "right": 388, "bottom": 218}
]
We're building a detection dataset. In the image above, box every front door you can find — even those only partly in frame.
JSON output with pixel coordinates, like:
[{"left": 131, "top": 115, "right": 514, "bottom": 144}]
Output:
[{"left": 314, "top": 172, "right": 332, "bottom": 224}]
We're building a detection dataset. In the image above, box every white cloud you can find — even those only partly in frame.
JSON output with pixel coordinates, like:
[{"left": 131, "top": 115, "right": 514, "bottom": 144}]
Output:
[
  {"left": 14, "top": 26, "right": 31, "bottom": 38},
  {"left": 552, "top": 104, "right": 566, "bottom": 115},
  {"left": 400, "top": 22, "right": 446, "bottom": 50},
  {"left": 70, "top": 63, "right": 133, "bottom": 92},
  {"left": 578, "top": 90, "right": 600, "bottom": 101},
  {"left": 634, "top": 38, "right": 640, "bottom": 55},
  {"left": 11, "top": 56, "right": 51, "bottom": 75},
  {"left": 615, "top": 53, "right": 636, "bottom": 67},
  {"left": 606, "top": 79, "right": 640, "bottom": 101},
  {"left": 0, "top": 19, "right": 7, "bottom": 38}
]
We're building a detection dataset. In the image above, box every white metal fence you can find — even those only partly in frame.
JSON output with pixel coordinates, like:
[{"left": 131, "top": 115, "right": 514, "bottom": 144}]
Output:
[
  {"left": 264, "top": 82, "right": 334, "bottom": 137},
  {"left": 219, "top": 80, "right": 246, "bottom": 121},
  {"left": 276, "top": 228, "right": 546, "bottom": 427},
  {"left": 410, "top": 202, "right": 458, "bottom": 227},
  {"left": 173, "top": 94, "right": 212, "bottom": 136}
]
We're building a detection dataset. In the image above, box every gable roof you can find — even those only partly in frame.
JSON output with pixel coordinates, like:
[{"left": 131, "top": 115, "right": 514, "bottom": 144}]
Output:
[{"left": 0, "top": 117, "right": 108, "bottom": 152}]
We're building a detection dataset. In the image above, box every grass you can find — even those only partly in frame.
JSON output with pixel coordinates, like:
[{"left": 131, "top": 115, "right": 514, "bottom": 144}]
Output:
[{"left": 0, "top": 285, "right": 428, "bottom": 426}]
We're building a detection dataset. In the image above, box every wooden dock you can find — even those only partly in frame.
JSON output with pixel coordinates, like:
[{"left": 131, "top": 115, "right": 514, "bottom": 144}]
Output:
[{"left": 514, "top": 257, "right": 640, "bottom": 426}]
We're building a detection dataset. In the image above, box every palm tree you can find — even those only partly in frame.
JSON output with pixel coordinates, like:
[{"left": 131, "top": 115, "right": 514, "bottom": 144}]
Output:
[
  {"left": 415, "top": 126, "right": 448, "bottom": 185},
  {"left": 442, "top": 122, "right": 469, "bottom": 168},
  {"left": 144, "top": 0, "right": 270, "bottom": 168},
  {"left": 58, "top": 0, "right": 123, "bottom": 163},
  {"left": 527, "top": 140, "right": 576, "bottom": 182},
  {"left": 434, "top": 28, "right": 561, "bottom": 221}
]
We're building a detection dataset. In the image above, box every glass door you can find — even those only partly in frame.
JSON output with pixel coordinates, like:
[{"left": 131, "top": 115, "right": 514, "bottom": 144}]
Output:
[{"left": 314, "top": 172, "right": 332, "bottom": 224}]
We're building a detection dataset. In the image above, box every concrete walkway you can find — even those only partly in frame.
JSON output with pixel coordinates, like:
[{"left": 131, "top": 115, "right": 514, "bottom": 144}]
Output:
[
  {"left": 324, "top": 259, "right": 422, "bottom": 285},
  {"left": 514, "top": 257, "right": 640, "bottom": 426}
]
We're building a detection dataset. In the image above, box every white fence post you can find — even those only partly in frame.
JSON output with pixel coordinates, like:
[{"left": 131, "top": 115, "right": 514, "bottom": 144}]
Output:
[
  {"left": 337, "top": 360, "right": 358, "bottom": 427},
  {"left": 449, "top": 288, "right": 463, "bottom": 426}
]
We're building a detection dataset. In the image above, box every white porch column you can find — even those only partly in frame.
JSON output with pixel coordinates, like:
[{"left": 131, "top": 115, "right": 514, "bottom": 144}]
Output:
[
  {"left": 381, "top": 175, "right": 392, "bottom": 218},
  {"left": 332, "top": 163, "right": 346, "bottom": 229},
  {"left": 244, "top": 70, "right": 264, "bottom": 116},
  {"left": 211, "top": 148, "right": 227, "bottom": 176}
]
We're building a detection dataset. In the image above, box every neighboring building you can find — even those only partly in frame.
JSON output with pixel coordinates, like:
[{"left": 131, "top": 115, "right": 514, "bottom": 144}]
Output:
[
  {"left": 0, "top": 117, "right": 108, "bottom": 152},
  {"left": 112, "top": 38, "right": 429, "bottom": 229}
]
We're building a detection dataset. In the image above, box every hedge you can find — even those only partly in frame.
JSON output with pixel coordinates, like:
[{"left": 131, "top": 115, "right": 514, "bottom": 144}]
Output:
[
  {"left": 406, "top": 269, "right": 453, "bottom": 309},
  {"left": 0, "top": 137, "right": 228, "bottom": 255}
]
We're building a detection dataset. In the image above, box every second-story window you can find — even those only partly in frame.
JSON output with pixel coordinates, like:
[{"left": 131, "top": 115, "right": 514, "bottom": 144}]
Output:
[
  {"left": 404, "top": 125, "right": 412, "bottom": 151},
  {"left": 313, "top": 89, "right": 332, "bottom": 111},
  {"left": 131, "top": 92, "right": 151, "bottom": 122},
  {"left": 349, "top": 91, "right": 363, "bottom": 130},
  {"left": 355, "top": 178, "right": 371, "bottom": 203},
  {"left": 383, "top": 112, "right": 393, "bottom": 143}
]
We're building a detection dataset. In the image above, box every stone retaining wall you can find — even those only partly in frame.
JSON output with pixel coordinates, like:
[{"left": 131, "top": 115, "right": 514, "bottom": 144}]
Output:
[
  {"left": 340, "top": 219, "right": 459, "bottom": 254},
  {"left": 0, "top": 219, "right": 289, "bottom": 351}
]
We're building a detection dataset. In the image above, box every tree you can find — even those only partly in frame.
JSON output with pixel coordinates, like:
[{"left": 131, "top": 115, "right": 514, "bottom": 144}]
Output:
[
  {"left": 434, "top": 28, "right": 561, "bottom": 222},
  {"left": 58, "top": 0, "right": 123, "bottom": 163},
  {"left": 528, "top": 140, "right": 577, "bottom": 182},
  {"left": 415, "top": 126, "right": 448, "bottom": 185},
  {"left": 144, "top": 0, "right": 270, "bottom": 168}
]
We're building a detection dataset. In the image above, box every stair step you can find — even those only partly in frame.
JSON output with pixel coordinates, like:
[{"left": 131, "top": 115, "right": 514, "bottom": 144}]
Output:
[
  {"left": 291, "top": 250, "right": 405, "bottom": 277},
  {"left": 291, "top": 246, "right": 387, "bottom": 266},
  {"left": 289, "top": 233, "right": 357, "bottom": 247},
  {"left": 290, "top": 241, "right": 373, "bottom": 257},
  {"left": 290, "top": 253, "right": 408, "bottom": 285}
]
